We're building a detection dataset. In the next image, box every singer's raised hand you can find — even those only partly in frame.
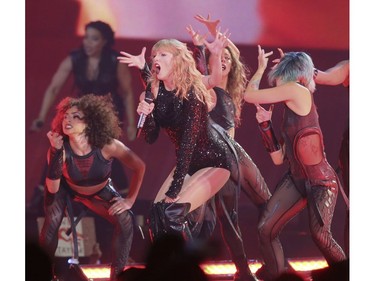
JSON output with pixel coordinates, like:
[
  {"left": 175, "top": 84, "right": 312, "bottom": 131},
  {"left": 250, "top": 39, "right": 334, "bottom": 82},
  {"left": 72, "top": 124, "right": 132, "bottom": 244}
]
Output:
[{"left": 118, "top": 47, "right": 147, "bottom": 70}]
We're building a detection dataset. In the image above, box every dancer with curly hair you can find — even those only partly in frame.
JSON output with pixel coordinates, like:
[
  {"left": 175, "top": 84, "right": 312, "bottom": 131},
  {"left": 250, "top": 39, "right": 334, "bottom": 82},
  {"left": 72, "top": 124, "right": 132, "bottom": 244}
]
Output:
[{"left": 39, "top": 94, "right": 145, "bottom": 281}]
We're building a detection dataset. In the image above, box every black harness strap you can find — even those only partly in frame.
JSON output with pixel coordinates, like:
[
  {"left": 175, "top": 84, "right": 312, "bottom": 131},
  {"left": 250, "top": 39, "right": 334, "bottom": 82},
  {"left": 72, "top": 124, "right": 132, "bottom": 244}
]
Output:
[{"left": 65, "top": 195, "right": 79, "bottom": 264}]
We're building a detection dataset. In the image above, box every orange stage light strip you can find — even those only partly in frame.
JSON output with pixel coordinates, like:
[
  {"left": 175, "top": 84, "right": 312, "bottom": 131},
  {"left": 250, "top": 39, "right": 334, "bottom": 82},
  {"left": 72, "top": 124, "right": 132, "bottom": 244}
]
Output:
[
  {"left": 80, "top": 258, "right": 328, "bottom": 280},
  {"left": 81, "top": 264, "right": 145, "bottom": 280},
  {"left": 80, "top": 264, "right": 110, "bottom": 280},
  {"left": 288, "top": 258, "right": 328, "bottom": 272},
  {"left": 201, "top": 260, "right": 263, "bottom": 275}
]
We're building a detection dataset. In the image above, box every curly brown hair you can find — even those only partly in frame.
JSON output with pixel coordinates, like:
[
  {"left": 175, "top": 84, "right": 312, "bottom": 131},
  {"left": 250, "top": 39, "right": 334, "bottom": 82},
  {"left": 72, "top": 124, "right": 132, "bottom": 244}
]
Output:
[{"left": 51, "top": 94, "right": 122, "bottom": 148}]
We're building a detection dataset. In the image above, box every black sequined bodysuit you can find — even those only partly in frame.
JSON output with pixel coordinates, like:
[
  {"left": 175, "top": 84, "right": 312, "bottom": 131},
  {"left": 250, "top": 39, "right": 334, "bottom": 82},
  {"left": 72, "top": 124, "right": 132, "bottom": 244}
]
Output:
[{"left": 142, "top": 82, "right": 237, "bottom": 198}]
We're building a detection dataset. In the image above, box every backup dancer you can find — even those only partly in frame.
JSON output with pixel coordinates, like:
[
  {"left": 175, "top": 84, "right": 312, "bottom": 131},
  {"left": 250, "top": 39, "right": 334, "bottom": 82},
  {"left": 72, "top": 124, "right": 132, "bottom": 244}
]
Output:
[
  {"left": 39, "top": 94, "right": 145, "bottom": 281},
  {"left": 244, "top": 47, "right": 347, "bottom": 280}
]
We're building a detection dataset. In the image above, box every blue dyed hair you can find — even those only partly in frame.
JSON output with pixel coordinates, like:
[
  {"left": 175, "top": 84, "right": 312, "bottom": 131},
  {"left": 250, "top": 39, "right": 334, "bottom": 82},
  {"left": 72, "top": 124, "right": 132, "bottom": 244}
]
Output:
[{"left": 268, "top": 52, "right": 316, "bottom": 92}]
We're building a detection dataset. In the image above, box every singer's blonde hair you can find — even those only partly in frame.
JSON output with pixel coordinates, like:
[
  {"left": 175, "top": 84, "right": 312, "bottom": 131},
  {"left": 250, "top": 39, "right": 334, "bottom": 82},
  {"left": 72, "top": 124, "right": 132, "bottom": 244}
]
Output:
[{"left": 150, "top": 39, "right": 211, "bottom": 104}]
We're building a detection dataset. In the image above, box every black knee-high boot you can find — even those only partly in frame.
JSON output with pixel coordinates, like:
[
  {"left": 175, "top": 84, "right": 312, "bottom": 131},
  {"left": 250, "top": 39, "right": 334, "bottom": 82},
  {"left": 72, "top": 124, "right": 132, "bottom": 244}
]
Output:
[
  {"left": 148, "top": 202, "right": 169, "bottom": 242},
  {"left": 164, "top": 202, "right": 193, "bottom": 241}
]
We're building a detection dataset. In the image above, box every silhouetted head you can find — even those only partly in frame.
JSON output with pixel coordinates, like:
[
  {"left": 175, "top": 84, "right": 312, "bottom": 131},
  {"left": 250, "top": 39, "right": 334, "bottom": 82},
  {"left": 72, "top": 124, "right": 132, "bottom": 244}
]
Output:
[{"left": 85, "top": 20, "right": 115, "bottom": 48}]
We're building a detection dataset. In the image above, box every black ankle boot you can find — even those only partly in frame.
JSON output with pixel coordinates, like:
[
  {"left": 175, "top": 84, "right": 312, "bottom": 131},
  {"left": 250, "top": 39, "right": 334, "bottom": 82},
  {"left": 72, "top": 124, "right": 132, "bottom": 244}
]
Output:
[{"left": 164, "top": 202, "right": 192, "bottom": 240}]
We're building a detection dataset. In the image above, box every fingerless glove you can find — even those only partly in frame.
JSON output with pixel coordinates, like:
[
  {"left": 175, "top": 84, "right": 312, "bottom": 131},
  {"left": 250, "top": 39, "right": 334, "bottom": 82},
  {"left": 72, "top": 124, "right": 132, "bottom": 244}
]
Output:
[
  {"left": 46, "top": 146, "right": 64, "bottom": 180},
  {"left": 258, "top": 120, "right": 281, "bottom": 152}
]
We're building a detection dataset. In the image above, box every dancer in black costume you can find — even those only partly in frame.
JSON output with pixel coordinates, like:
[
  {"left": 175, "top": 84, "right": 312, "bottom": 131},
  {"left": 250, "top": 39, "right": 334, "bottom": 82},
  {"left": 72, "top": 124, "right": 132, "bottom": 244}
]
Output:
[
  {"left": 30, "top": 21, "right": 136, "bottom": 138},
  {"left": 186, "top": 16, "right": 273, "bottom": 281},
  {"left": 28, "top": 21, "right": 136, "bottom": 216},
  {"left": 28, "top": 22, "right": 137, "bottom": 262},
  {"left": 243, "top": 47, "right": 347, "bottom": 280},
  {"left": 39, "top": 94, "right": 145, "bottom": 281}
]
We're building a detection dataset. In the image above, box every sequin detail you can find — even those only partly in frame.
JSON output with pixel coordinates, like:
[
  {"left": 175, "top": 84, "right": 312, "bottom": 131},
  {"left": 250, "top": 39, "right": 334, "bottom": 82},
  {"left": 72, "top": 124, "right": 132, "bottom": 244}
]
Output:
[{"left": 142, "top": 82, "right": 236, "bottom": 198}]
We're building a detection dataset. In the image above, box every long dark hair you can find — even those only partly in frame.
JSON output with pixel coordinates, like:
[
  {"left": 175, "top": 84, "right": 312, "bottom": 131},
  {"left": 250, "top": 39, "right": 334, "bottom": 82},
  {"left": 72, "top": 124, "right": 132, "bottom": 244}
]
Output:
[{"left": 85, "top": 20, "right": 115, "bottom": 48}]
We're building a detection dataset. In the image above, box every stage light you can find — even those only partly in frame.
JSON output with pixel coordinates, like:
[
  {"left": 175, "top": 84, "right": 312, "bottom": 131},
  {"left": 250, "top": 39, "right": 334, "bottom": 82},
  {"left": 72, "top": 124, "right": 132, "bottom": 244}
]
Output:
[
  {"left": 80, "top": 257, "right": 328, "bottom": 280},
  {"left": 288, "top": 258, "right": 328, "bottom": 272}
]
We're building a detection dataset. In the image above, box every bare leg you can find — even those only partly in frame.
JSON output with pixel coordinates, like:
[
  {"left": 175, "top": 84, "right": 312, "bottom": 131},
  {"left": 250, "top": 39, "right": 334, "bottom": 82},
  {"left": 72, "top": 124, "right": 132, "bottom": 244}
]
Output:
[
  {"left": 155, "top": 167, "right": 230, "bottom": 212},
  {"left": 150, "top": 167, "right": 230, "bottom": 240},
  {"left": 174, "top": 167, "right": 230, "bottom": 211},
  {"left": 154, "top": 167, "right": 176, "bottom": 203}
]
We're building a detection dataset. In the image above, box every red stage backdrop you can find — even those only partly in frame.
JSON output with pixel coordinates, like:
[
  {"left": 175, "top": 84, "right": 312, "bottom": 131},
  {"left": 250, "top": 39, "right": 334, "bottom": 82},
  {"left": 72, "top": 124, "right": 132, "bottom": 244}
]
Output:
[{"left": 26, "top": 0, "right": 349, "bottom": 210}]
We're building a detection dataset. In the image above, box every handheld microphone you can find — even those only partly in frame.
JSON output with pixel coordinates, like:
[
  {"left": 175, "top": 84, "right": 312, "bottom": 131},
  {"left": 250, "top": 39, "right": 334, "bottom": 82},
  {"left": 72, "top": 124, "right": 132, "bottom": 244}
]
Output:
[{"left": 136, "top": 90, "right": 154, "bottom": 138}]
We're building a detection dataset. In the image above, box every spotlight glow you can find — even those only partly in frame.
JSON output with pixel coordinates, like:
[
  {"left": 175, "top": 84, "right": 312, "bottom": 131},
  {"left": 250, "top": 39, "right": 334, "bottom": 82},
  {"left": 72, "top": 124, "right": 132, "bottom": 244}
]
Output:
[{"left": 80, "top": 257, "right": 328, "bottom": 280}]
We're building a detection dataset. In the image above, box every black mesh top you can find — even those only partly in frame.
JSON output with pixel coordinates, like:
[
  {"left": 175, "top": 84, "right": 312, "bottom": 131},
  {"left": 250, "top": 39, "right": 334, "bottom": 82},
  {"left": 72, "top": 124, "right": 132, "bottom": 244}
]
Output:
[{"left": 62, "top": 142, "right": 113, "bottom": 187}]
